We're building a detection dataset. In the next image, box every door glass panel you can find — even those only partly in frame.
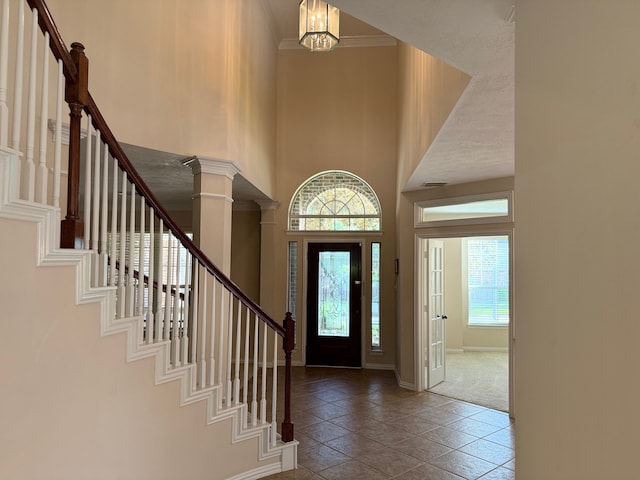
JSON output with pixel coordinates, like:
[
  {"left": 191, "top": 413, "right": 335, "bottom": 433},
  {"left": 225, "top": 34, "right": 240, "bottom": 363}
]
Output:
[{"left": 317, "top": 251, "right": 351, "bottom": 337}]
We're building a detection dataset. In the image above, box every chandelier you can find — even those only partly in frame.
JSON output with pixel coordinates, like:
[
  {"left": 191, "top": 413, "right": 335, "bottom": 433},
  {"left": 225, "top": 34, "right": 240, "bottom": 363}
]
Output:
[{"left": 299, "top": 0, "right": 340, "bottom": 52}]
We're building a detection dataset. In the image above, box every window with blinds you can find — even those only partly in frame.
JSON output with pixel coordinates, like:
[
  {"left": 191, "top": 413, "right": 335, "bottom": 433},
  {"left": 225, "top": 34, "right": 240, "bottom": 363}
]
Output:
[{"left": 465, "top": 236, "right": 510, "bottom": 326}]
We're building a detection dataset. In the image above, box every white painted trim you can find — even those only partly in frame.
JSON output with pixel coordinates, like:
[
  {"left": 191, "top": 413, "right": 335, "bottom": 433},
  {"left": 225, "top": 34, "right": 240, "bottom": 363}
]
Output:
[
  {"left": 446, "top": 348, "right": 464, "bottom": 354},
  {"left": 463, "top": 346, "right": 509, "bottom": 353},
  {"left": 395, "top": 368, "right": 416, "bottom": 391},
  {"left": 183, "top": 156, "right": 242, "bottom": 179},
  {"left": 226, "top": 463, "right": 282, "bottom": 480},
  {"left": 279, "top": 35, "right": 396, "bottom": 50},
  {"left": 256, "top": 199, "right": 280, "bottom": 211},
  {"left": 414, "top": 227, "right": 515, "bottom": 418},
  {"left": 364, "top": 362, "right": 395, "bottom": 370},
  {"left": 192, "top": 192, "right": 234, "bottom": 204}
]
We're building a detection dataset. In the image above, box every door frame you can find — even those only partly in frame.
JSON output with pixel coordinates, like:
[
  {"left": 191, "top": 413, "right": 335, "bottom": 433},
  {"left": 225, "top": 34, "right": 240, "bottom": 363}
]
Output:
[
  {"left": 301, "top": 237, "right": 366, "bottom": 368},
  {"left": 415, "top": 227, "right": 515, "bottom": 417}
]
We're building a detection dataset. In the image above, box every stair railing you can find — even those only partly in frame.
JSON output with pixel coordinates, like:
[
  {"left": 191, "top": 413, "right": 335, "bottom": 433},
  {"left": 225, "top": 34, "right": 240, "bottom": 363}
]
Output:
[{"left": 0, "top": 0, "right": 294, "bottom": 444}]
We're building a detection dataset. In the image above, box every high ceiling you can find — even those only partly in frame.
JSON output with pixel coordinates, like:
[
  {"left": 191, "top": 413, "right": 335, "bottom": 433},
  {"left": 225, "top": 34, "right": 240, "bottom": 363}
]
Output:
[
  {"left": 127, "top": 0, "right": 514, "bottom": 211},
  {"left": 267, "top": 0, "right": 515, "bottom": 191}
]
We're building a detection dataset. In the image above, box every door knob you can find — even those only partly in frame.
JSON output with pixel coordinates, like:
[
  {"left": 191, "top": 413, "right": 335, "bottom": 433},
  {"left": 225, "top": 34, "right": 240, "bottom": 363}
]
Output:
[{"left": 442, "top": 315, "right": 448, "bottom": 319}]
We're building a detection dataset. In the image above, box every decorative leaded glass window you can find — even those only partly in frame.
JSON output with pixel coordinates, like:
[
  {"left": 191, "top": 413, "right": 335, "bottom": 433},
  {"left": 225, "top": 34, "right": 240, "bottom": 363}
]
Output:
[{"left": 289, "top": 171, "right": 381, "bottom": 231}]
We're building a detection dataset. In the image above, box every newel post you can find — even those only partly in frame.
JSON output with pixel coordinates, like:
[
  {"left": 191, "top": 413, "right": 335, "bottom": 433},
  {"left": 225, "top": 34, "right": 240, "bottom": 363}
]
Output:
[
  {"left": 60, "top": 42, "right": 88, "bottom": 248},
  {"left": 281, "top": 312, "right": 295, "bottom": 442}
]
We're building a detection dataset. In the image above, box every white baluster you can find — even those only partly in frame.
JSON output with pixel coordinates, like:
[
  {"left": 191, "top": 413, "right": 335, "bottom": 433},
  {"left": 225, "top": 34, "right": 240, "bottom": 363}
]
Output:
[
  {"left": 0, "top": 0, "right": 10, "bottom": 146},
  {"left": 226, "top": 292, "right": 233, "bottom": 406},
  {"left": 10, "top": 1, "right": 24, "bottom": 153},
  {"left": 35, "top": 32, "right": 49, "bottom": 204},
  {"left": 209, "top": 279, "right": 218, "bottom": 389},
  {"left": 260, "top": 321, "right": 268, "bottom": 424},
  {"left": 91, "top": 129, "right": 101, "bottom": 251},
  {"left": 90, "top": 129, "right": 101, "bottom": 287},
  {"left": 138, "top": 196, "right": 146, "bottom": 346},
  {"left": 243, "top": 309, "right": 250, "bottom": 406},
  {"left": 109, "top": 162, "right": 118, "bottom": 288},
  {"left": 234, "top": 301, "right": 242, "bottom": 405},
  {"left": 199, "top": 271, "right": 208, "bottom": 388},
  {"left": 147, "top": 211, "right": 155, "bottom": 344},
  {"left": 126, "top": 185, "right": 135, "bottom": 317},
  {"left": 251, "top": 313, "right": 259, "bottom": 427},
  {"left": 117, "top": 175, "right": 127, "bottom": 318},
  {"left": 82, "top": 115, "right": 92, "bottom": 248},
  {"left": 137, "top": 196, "right": 145, "bottom": 317},
  {"left": 155, "top": 219, "right": 164, "bottom": 342},
  {"left": 181, "top": 252, "right": 191, "bottom": 365},
  {"left": 163, "top": 234, "right": 173, "bottom": 341},
  {"left": 216, "top": 284, "right": 226, "bottom": 399},
  {"left": 23, "top": 8, "right": 38, "bottom": 201},
  {"left": 172, "top": 238, "right": 181, "bottom": 367},
  {"left": 190, "top": 263, "right": 199, "bottom": 367},
  {"left": 271, "top": 331, "right": 278, "bottom": 446},
  {"left": 52, "top": 60, "right": 63, "bottom": 210},
  {"left": 98, "top": 143, "right": 109, "bottom": 286}
]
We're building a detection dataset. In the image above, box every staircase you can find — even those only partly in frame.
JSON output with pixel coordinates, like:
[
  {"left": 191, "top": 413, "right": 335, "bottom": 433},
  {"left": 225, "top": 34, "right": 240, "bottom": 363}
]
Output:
[{"left": 0, "top": 1, "right": 296, "bottom": 478}]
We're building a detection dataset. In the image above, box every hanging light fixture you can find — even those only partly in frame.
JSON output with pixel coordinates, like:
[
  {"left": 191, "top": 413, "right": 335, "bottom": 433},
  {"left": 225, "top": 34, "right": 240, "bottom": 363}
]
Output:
[{"left": 299, "top": 0, "right": 340, "bottom": 52}]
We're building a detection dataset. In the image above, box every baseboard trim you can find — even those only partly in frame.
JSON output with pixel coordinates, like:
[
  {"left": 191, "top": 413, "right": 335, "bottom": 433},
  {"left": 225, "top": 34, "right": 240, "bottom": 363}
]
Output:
[
  {"left": 395, "top": 368, "right": 416, "bottom": 391},
  {"left": 364, "top": 362, "right": 395, "bottom": 371},
  {"left": 227, "top": 462, "right": 282, "bottom": 480},
  {"left": 463, "top": 347, "right": 508, "bottom": 353}
]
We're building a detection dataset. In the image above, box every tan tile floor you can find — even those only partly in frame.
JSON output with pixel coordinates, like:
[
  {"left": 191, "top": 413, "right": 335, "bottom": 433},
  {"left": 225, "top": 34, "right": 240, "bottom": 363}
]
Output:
[{"left": 267, "top": 367, "right": 514, "bottom": 480}]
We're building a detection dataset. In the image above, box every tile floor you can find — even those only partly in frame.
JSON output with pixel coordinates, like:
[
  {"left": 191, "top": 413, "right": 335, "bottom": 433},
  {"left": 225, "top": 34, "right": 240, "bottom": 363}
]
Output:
[{"left": 267, "top": 367, "right": 514, "bottom": 480}]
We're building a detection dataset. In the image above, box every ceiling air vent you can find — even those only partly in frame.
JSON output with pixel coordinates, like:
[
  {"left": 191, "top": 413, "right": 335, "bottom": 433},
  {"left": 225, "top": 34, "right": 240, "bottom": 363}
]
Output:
[{"left": 422, "top": 182, "right": 448, "bottom": 188}]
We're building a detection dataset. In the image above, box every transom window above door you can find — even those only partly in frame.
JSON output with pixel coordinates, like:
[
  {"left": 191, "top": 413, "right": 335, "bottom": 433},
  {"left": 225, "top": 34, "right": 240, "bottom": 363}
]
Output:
[{"left": 288, "top": 170, "right": 381, "bottom": 231}]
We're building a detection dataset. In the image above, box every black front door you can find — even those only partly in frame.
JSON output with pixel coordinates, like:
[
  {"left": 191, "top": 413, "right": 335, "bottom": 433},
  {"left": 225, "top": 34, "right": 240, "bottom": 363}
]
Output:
[{"left": 306, "top": 243, "right": 361, "bottom": 367}]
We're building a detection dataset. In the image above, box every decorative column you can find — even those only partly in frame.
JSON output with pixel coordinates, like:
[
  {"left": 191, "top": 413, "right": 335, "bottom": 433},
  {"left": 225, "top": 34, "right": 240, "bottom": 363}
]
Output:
[
  {"left": 256, "top": 199, "right": 280, "bottom": 317},
  {"left": 184, "top": 157, "right": 240, "bottom": 276}
]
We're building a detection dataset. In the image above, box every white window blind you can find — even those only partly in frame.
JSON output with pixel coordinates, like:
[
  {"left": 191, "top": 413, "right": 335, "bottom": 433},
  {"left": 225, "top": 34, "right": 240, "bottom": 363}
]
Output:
[{"left": 467, "top": 237, "right": 509, "bottom": 326}]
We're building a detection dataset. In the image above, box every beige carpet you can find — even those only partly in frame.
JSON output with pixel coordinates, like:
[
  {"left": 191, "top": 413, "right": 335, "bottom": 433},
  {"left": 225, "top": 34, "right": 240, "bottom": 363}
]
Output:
[{"left": 428, "top": 351, "right": 509, "bottom": 412}]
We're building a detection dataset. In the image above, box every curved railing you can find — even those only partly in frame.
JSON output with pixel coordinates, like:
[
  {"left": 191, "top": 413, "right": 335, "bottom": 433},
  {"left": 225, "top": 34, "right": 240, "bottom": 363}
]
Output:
[{"left": 2, "top": 0, "right": 294, "bottom": 445}]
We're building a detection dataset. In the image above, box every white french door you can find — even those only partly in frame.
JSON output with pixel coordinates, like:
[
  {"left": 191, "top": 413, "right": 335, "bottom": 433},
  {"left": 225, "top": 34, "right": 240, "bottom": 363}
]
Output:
[{"left": 427, "top": 239, "right": 446, "bottom": 388}]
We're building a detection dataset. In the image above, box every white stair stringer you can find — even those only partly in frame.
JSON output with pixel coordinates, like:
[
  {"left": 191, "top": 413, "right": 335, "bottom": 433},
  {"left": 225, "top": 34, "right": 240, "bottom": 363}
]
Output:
[{"left": 0, "top": 146, "right": 297, "bottom": 478}]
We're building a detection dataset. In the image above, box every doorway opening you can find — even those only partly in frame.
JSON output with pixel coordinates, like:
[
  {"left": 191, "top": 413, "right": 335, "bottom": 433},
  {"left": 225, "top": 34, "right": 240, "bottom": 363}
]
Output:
[{"left": 417, "top": 233, "right": 513, "bottom": 414}]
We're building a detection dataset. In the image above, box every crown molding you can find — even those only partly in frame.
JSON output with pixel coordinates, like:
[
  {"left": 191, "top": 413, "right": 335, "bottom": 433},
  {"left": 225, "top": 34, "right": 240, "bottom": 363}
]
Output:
[{"left": 182, "top": 156, "right": 242, "bottom": 179}]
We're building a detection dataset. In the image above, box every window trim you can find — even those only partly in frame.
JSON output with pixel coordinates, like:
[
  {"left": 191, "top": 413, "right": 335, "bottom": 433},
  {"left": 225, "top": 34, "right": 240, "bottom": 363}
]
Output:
[
  {"left": 288, "top": 170, "right": 382, "bottom": 232},
  {"left": 462, "top": 236, "right": 510, "bottom": 327},
  {"left": 414, "top": 191, "right": 513, "bottom": 228}
]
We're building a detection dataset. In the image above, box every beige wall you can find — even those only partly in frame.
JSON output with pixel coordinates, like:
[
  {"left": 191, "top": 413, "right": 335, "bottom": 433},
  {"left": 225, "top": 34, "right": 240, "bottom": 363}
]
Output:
[
  {"left": 394, "top": 42, "right": 476, "bottom": 386},
  {"left": 273, "top": 45, "right": 398, "bottom": 368},
  {"left": 46, "top": 0, "right": 278, "bottom": 198},
  {"left": 396, "top": 42, "right": 470, "bottom": 188},
  {"left": 0, "top": 217, "right": 277, "bottom": 479},
  {"left": 515, "top": 1, "right": 640, "bottom": 478},
  {"left": 231, "top": 208, "right": 262, "bottom": 304}
]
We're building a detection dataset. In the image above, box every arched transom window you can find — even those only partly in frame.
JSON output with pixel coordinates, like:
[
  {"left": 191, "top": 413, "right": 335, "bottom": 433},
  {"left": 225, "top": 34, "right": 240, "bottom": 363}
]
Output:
[{"left": 289, "top": 171, "right": 381, "bottom": 231}]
